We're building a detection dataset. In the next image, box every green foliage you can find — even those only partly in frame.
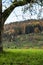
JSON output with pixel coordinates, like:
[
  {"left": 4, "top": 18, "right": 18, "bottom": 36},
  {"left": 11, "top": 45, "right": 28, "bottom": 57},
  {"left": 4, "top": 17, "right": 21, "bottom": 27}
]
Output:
[{"left": 0, "top": 49, "right": 43, "bottom": 65}]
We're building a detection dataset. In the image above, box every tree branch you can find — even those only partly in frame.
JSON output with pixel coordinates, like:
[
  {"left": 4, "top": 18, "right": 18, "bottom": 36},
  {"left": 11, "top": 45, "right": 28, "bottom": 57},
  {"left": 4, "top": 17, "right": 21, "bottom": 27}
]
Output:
[
  {"left": 2, "top": 1, "right": 27, "bottom": 23},
  {"left": 2, "top": 0, "right": 43, "bottom": 23},
  {"left": 2, "top": 0, "right": 35, "bottom": 23}
]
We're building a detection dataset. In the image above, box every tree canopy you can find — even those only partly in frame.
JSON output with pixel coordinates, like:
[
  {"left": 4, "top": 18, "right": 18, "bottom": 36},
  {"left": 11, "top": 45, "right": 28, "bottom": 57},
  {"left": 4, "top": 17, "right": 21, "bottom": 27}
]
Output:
[{"left": 2, "top": 0, "right": 43, "bottom": 23}]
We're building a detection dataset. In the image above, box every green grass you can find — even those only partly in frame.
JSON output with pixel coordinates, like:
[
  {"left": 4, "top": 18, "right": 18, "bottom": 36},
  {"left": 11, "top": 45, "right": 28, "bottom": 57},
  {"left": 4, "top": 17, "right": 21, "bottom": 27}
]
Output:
[{"left": 0, "top": 49, "right": 43, "bottom": 65}]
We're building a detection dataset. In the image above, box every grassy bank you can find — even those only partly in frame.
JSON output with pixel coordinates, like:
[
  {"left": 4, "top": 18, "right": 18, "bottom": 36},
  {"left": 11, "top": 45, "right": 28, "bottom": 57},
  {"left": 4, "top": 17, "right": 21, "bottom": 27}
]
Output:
[{"left": 0, "top": 49, "right": 43, "bottom": 65}]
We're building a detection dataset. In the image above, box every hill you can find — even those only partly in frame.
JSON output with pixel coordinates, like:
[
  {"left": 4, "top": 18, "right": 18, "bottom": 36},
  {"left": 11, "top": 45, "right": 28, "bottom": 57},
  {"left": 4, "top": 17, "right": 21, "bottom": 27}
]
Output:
[
  {"left": 4, "top": 19, "right": 43, "bottom": 35},
  {"left": 2, "top": 19, "right": 43, "bottom": 49}
]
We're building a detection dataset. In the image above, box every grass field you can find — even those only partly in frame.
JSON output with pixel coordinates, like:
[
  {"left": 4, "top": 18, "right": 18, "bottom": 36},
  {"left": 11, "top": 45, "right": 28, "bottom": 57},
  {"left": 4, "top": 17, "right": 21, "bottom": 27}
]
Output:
[{"left": 0, "top": 49, "right": 43, "bottom": 65}]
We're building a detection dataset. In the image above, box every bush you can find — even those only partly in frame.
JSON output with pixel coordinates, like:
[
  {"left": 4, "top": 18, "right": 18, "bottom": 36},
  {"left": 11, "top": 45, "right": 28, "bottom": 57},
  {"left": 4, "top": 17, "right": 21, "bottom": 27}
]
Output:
[
  {"left": 25, "top": 25, "right": 34, "bottom": 34},
  {"left": 34, "top": 27, "right": 40, "bottom": 33}
]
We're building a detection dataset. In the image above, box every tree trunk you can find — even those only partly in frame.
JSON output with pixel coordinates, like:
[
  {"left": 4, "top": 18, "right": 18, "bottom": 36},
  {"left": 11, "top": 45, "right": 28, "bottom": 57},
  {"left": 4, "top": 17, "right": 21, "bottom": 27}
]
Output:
[
  {"left": 0, "top": 21, "right": 3, "bottom": 52},
  {"left": 0, "top": 0, "right": 3, "bottom": 52},
  {"left": 0, "top": 29, "right": 3, "bottom": 52}
]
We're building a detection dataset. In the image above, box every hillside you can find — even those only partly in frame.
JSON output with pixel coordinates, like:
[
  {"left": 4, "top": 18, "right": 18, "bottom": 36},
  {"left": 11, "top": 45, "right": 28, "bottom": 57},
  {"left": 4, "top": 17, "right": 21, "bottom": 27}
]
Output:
[
  {"left": 2, "top": 19, "right": 43, "bottom": 49},
  {"left": 4, "top": 19, "right": 43, "bottom": 34}
]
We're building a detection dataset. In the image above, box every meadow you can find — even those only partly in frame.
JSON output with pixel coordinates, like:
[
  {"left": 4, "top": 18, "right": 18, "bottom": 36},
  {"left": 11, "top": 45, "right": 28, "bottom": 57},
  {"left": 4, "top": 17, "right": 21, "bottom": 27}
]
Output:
[{"left": 0, "top": 49, "right": 43, "bottom": 65}]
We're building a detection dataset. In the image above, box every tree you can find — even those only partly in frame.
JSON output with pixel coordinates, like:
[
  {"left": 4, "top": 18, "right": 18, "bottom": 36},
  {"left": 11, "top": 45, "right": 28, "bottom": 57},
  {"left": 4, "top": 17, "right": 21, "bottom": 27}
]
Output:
[
  {"left": 25, "top": 25, "right": 34, "bottom": 34},
  {"left": 0, "top": 0, "right": 43, "bottom": 51}
]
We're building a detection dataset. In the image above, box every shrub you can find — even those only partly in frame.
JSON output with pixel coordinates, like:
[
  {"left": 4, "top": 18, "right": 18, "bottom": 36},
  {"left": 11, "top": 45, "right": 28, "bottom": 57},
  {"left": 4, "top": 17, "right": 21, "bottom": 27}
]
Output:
[
  {"left": 25, "top": 25, "right": 34, "bottom": 34},
  {"left": 34, "top": 27, "right": 40, "bottom": 33}
]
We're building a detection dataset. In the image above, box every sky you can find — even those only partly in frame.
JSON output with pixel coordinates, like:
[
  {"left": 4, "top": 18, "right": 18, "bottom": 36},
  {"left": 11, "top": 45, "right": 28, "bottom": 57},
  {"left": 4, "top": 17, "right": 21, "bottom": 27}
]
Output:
[{"left": 2, "top": 0, "right": 43, "bottom": 24}]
